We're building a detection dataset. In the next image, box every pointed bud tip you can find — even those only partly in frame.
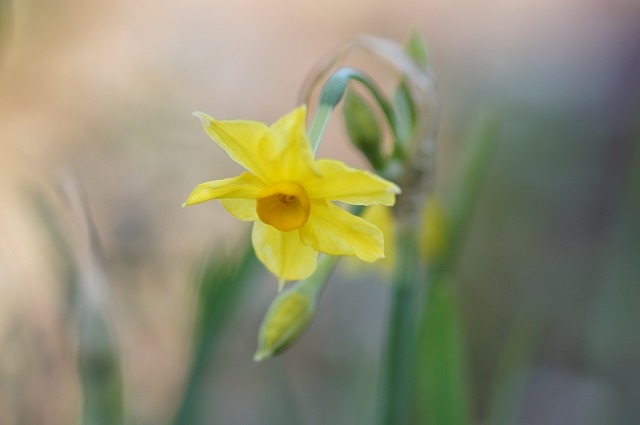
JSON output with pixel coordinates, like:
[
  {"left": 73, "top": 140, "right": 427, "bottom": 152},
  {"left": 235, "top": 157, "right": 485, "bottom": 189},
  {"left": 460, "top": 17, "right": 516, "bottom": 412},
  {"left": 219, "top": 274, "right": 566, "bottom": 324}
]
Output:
[
  {"left": 192, "top": 111, "right": 207, "bottom": 123},
  {"left": 253, "top": 349, "right": 272, "bottom": 362}
]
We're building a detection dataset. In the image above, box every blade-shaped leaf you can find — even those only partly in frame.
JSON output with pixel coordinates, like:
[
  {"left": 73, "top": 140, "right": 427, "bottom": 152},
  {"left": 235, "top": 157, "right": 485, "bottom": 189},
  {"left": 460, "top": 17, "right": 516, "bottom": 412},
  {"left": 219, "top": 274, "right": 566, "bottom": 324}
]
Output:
[{"left": 414, "top": 274, "right": 471, "bottom": 425}]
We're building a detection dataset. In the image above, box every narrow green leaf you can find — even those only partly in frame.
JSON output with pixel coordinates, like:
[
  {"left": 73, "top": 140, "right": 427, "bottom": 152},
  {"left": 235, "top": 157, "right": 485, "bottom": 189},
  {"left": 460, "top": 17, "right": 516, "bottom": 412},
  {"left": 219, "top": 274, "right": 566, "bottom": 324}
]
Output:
[
  {"left": 31, "top": 184, "right": 126, "bottom": 425},
  {"left": 172, "top": 238, "right": 260, "bottom": 425},
  {"left": 193, "top": 241, "right": 257, "bottom": 345},
  {"left": 77, "top": 309, "right": 125, "bottom": 425},
  {"left": 414, "top": 274, "right": 471, "bottom": 425},
  {"left": 410, "top": 113, "right": 499, "bottom": 425},
  {"left": 434, "top": 113, "right": 499, "bottom": 275}
]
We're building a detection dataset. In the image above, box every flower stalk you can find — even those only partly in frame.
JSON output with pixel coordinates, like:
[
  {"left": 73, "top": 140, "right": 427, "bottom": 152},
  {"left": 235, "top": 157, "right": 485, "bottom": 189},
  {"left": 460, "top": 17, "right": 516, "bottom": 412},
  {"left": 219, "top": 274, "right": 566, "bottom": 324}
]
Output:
[
  {"left": 291, "top": 34, "right": 441, "bottom": 423},
  {"left": 308, "top": 66, "right": 402, "bottom": 158}
]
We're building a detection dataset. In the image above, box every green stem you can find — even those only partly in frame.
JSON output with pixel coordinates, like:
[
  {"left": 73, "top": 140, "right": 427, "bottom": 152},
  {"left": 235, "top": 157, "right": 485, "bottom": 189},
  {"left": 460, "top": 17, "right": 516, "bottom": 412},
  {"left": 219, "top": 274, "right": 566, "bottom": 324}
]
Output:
[
  {"left": 296, "top": 254, "right": 340, "bottom": 300},
  {"left": 307, "top": 67, "right": 401, "bottom": 155},
  {"left": 377, "top": 228, "right": 421, "bottom": 425},
  {"left": 307, "top": 102, "right": 334, "bottom": 154}
]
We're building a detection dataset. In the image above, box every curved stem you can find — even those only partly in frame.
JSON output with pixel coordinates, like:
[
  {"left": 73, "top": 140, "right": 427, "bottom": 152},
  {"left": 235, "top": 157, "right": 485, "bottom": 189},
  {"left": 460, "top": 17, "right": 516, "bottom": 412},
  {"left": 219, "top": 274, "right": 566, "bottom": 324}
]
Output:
[
  {"left": 307, "top": 67, "right": 401, "bottom": 155},
  {"left": 307, "top": 102, "right": 334, "bottom": 154}
]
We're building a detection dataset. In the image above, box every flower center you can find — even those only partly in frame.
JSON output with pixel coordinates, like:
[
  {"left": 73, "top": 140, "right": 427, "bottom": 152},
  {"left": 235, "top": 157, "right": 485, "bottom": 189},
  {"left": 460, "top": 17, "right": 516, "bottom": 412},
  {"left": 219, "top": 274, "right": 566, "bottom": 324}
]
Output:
[{"left": 256, "top": 182, "right": 311, "bottom": 232}]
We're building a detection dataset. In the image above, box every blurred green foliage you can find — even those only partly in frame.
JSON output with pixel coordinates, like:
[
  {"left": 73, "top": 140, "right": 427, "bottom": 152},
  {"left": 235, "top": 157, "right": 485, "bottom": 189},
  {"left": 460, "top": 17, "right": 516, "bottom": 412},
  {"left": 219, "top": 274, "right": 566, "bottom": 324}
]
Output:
[
  {"left": 31, "top": 183, "right": 126, "bottom": 425},
  {"left": 172, "top": 239, "right": 260, "bottom": 425}
]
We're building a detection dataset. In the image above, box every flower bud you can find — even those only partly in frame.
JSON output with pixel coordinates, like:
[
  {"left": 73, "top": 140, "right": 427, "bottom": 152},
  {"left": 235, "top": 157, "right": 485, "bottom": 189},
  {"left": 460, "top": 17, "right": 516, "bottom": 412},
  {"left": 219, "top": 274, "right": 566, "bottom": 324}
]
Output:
[
  {"left": 254, "top": 288, "right": 316, "bottom": 362},
  {"left": 343, "top": 89, "right": 384, "bottom": 169},
  {"left": 420, "top": 196, "right": 449, "bottom": 262}
]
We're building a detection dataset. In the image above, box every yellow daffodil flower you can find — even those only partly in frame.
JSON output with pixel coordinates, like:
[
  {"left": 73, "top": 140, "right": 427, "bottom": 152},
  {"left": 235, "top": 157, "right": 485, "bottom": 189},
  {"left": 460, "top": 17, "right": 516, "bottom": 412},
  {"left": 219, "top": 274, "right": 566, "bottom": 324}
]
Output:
[{"left": 183, "top": 105, "right": 401, "bottom": 287}]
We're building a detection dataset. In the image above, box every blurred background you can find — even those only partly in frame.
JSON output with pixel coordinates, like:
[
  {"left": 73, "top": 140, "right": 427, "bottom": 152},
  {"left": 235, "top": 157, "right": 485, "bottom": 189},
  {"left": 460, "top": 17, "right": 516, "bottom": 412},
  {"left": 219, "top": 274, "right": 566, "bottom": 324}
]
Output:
[{"left": 1, "top": 0, "right": 639, "bottom": 424}]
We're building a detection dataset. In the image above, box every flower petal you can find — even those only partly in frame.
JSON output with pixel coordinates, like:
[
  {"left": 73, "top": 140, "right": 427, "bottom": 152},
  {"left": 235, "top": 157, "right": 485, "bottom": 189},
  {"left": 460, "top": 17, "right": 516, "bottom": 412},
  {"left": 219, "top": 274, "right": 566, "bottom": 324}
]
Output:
[
  {"left": 193, "top": 112, "right": 274, "bottom": 182},
  {"left": 183, "top": 172, "right": 264, "bottom": 206},
  {"left": 300, "top": 200, "right": 384, "bottom": 262},
  {"left": 304, "top": 159, "right": 401, "bottom": 206},
  {"left": 259, "top": 105, "right": 319, "bottom": 182},
  {"left": 220, "top": 198, "right": 258, "bottom": 221},
  {"left": 252, "top": 221, "right": 318, "bottom": 283}
]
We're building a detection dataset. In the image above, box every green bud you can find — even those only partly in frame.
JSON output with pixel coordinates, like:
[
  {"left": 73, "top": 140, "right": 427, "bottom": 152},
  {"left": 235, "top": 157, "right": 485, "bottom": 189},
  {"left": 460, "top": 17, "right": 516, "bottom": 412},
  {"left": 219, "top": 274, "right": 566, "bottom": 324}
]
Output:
[
  {"left": 393, "top": 82, "right": 414, "bottom": 148},
  {"left": 406, "top": 30, "right": 429, "bottom": 71},
  {"left": 392, "top": 31, "right": 430, "bottom": 148},
  {"left": 343, "top": 88, "right": 385, "bottom": 170},
  {"left": 254, "top": 287, "right": 316, "bottom": 362}
]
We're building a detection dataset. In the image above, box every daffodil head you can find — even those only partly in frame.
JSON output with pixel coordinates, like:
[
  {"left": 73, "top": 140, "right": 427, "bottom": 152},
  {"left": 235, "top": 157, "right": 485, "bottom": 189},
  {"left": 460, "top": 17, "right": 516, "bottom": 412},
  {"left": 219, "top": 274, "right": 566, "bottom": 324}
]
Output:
[{"left": 184, "top": 105, "right": 401, "bottom": 286}]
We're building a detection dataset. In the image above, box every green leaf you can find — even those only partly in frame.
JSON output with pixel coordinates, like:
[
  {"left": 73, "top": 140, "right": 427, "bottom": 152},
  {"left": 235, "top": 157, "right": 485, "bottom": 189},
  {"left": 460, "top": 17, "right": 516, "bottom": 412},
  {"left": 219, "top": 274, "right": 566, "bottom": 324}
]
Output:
[
  {"left": 36, "top": 178, "right": 127, "bottom": 425},
  {"left": 193, "top": 242, "right": 257, "bottom": 345},
  {"left": 342, "top": 88, "right": 384, "bottom": 169},
  {"left": 77, "top": 309, "right": 125, "bottom": 425},
  {"left": 172, "top": 238, "right": 260, "bottom": 425},
  {"left": 414, "top": 274, "right": 471, "bottom": 425},
  {"left": 434, "top": 113, "right": 499, "bottom": 275}
]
